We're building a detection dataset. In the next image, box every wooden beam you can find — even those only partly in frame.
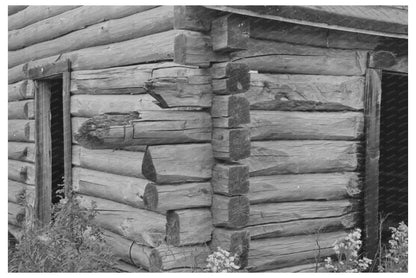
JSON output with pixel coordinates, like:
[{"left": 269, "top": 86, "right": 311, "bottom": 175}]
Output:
[
  {"left": 8, "top": 160, "right": 35, "bottom": 185},
  {"left": 212, "top": 163, "right": 249, "bottom": 196},
  {"left": 27, "top": 59, "right": 70, "bottom": 80},
  {"left": 8, "top": 6, "right": 28, "bottom": 16},
  {"left": 212, "top": 194, "right": 250, "bottom": 228},
  {"left": 8, "top": 100, "right": 34, "bottom": 119},
  {"left": 8, "top": 142, "right": 35, "bottom": 162},
  {"left": 8, "top": 120, "right": 35, "bottom": 142},
  {"left": 212, "top": 95, "right": 250, "bottom": 128},
  {"left": 8, "top": 80, "right": 35, "bottom": 101},
  {"left": 212, "top": 128, "right": 251, "bottom": 162},
  {"left": 211, "top": 14, "right": 249, "bottom": 52},
  {"left": 173, "top": 6, "right": 222, "bottom": 31},
  {"left": 63, "top": 71, "right": 72, "bottom": 196},
  {"left": 211, "top": 62, "right": 250, "bottom": 94},
  {"left": 368, "top": 51, "right": 408, "bottom": 73}
]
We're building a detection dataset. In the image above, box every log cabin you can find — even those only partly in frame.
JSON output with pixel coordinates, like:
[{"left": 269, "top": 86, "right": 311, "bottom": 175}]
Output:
[{"left": 8, "top": 5, "right": 408, "bottom": 272}]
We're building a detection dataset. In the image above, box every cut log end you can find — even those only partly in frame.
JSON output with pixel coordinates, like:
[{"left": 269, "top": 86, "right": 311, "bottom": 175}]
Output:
[
  {"left": 142, "top": 147, "right": 156, "bottom": 182},
  {"left": 229, "top": 129, "right": 251, "bottom": 161},
  {"left": 229, "top": 196, "right": 250, "bottom": 228},
  {"left": 166, "top": 211, "right": 180, "bottom": 246},
  {"left": 224, "top": 63, "right": 250, "bottom": 94},
  {"left": 369, "top": 51, "right": 396, "bottom": 68},
  {"left": 229, "top": 96, "right": 250, "bottom": 126},
  {"left": 174, "top": 34, "right": 187, "bottom": 65},
  {"left": 143, "top": 183, "right": 158, "bottom": 210},
  {"left": 149, "top": 249, "right": 163, "bottom": 272}
]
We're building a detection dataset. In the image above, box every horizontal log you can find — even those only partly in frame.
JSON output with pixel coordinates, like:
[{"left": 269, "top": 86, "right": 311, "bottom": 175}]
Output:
[
  {"left": 8, "top": 64, "right": 27, "bottom": 84},
  {"left": 166, "top": 208, "right": 213, "bottom": 246},
  {"left": 74, "top": 110, "right": 211, "bottom": 149},
  {"left": 144, "top": 182, "right": 212, "bottom": 211},
  {"left": 8, "top": 202, "right": 25, "bottom": 226},
  {"left": 210, "top": 228, "right": 250, "bottom": 268},
  {"left": 8, "top": 120, "right": 35, "bottom": 142},
  {"left": 8, "top": 6, "right": 28, "bottom": 16},
  {"left": 248, "top": 231, "right": 346, "bottom": 272},
  {"left": 9, "top": 6, "right": 174, "bottom": 68},
  {"left": 71, "top": 117, "right": 89, "bottom": 144},
  {"left": 142, "top": 143, "right": 214, "bottom": 184},
  {"left": 149, "top": 244, "right": 210, "bottom": 272},
  {"left": 248, "top": 199, "right": 357, "bottom": 226},
  {"left": 8, "top": 100, "right": 34, "bottom": 119},
  {"left": 8, "top": 160, "right": 35, "bottom": 185},
  {"left": 212, "top": 194, "right": 250, "bottom": 228},
  {"left": 369, "top": 51, "right": 408, "bottom": 73},
  {"left": 268, "top": 263, "right": 325, "bottom": 272},
  {"left": 212, "top": 163, "right": 249, "bottom": 196},
  {"left": 8, "top": 180, "right": 35, "bottom": 204},
  {"left": 211, "top": 14, "right": 249, "bottom": 52},
  {"left": 102, "top": 229, "right": 152, "bottom": 270},
  {"left": 72, "top": 167, "right": 150, "bottom": 208},
  {"left": 250, "top": 111, "right": 364, "bottom": 141},
  {"left": 210, "top": 62, "right": 250, "bottom": 94},
  {"left": 244, "top": 73, "right": 365, "bottom": 111},
  {"left": 8, "top": 142, "right": 35, "bottom": 162},
  {"left": 9, "top": 6, "right": 157, "bottom": 50},
  {"left": 8, "top": 80, "right": 35, "bottom": 101},
  {"left": 8, "top": 6, "right": 79, "bottom": 31},
  {"left": 245, "top": 140, "right": 360, "bottom": 176},
  {"left": 77, "top": 195, "right": 165, "bottom": 247},
  {"left": 113, "top": 260, "right": 147, "bottom": 272},
  {"left": 248, "top": 172, "right": 361, "bottom": 204},
  {"left": 72, "top": 145, "right": 144, "bottom": 178},
  {"left": 212, "top": 128, "right": 251, "bottom": 162},
  {"left": 248, "top": 212, "right": 358, "bottom": 240},
  {"left": 212, "top": 95, "right": 250, "bottom": 128}
]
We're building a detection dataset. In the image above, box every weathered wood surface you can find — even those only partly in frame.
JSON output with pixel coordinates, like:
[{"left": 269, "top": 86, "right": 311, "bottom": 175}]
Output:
[
  {"left": 8, "top": 224, "right": 23, "bottom": 242},
  {"left": 250, "top": 110, "right": 364, "bottom": 141},
  {"left": 211, "top": 14, "right": 249, "bottom": 52},
  {"left": 8, "top": 160, "right": 35, "bottom": 185},
  {"left": 142, "top": 143, "right": 214, "bottom": 184},
  {"left": 77, "top": 195, "right": 165, "bottom": 247},
  {"left": 211, "top": 228, "right": 250, "bottom": 268},
  {"left": 8, "top": 64, "right": 27, "bottom": 84},
  {"left": 72, "top": 145, "right": 144, "bottom": 178},
  {"left": 71, "top": 117, "right": 89, "bottom": 144},
  {"left": 212, "top": 128, "right": 251, "bottom": 161},
  {"left": 8, "top": 6, "right": 157, "bottom": 50},
  {"left": 244, "top": 140, "right": 360, "bottom": 176},
  {"left": 247, "top": 231, "right": 347, "bottom": 272},
  {"left": 248, "top": 172, "right": 361, "bottom": 204},
  {"left": 212, "top": 163, "right": 249, "bottom": 196},
  {"left": 8, "top": 100, "right": 34, "bottom": 119},
  {"left": 8, "top": 6, "right": 28, "bottom": 16},
  {"left": 113, "top": 260, "right": 147, "bottom": 272},
  {"left": 248, "top": 212, "right": 358, "bottom": 240},
  {"left": 269, "top": 263, "right": 325, "bottom": 272},
  {"left": 211, "top": 62, "right": 251, "bottom": 94},
  {"left": 8, "top": 120, "right": 35, "bottom": 142},
  {"left": 144, "top": 182, "right": 212, "bottom": 211},
  {"left": 8, "top": 202, "right": 25, "bottom": 226},
  {"left": 173, "top": 6, "right": 223, "bottom": 31},
  {"left": 8, "top": 80, "right": 35, "bottom": 101},
  {"left": 149, "top": 244, "right": 210, "bottom": 272},
  {"left": 249, "top": 199, "right": 357, "bottom": 226},
  {"left": 8, "top": 180, "right": 35, "bottom": 205},
  {"left": 212, "top": 95, "right": 250, "bottom": 128},
  {"left": 74, "top": 111, "right": 211, "bottom": 149},
  {"left": 8, "top": 142, "right": 35, "bottom": 162},
  {"left": 166, "top": 208, "right": 213, "bottom": 246},
  {"left": 8, "top": 6, "right": 79, "bottom": 31},
  {"left": 244, "top": 73, "right": 365, "bottom": 111},
  {"left": 72, "top": 167, "right": 150, "bottom": 209},
  {"left": 369, "top": 51, "right": 408, "bottom": 73},
  {"left": 102, "top": 229, "right": 152, "bottom": 270},
  {"left": 212, "top": 195, "right": 250, "bottom": 228},
  {"left": 9, "top": 7, "right": 174, "bottom": 68}
]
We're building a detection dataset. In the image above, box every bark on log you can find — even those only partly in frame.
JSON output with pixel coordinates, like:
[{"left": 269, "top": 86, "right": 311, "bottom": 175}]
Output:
[
  {"left": 142, "top": 143, "right": 214, "bottom": 184},
  {"left": 8, "top": 142, "right": 35, "bottom": 162},
  {"left": 9, "top": 6, "right": 174, "bottom": 68},
  {"left": 248, "top": 212, "right": 358, "bottom": 239},
  {"left": 8, "top": 100, "right": 34, "bottom": 119},
  {"left": 245, "top": 73, "right": 365, "bottom": 111},
  {"left": 102, "top": 229, "right": 152, "bottom": 270},
  {"left": 245, "top": 140, "right": 360, "bottom": 176},
  {"left": 212, "top": 194, "right": 250, "bottom": 228},
  {"left": 166, "top": 208, "right": 213, "bottom": 246},
  {"left": 248, "top": 199, "right": 357, "bottom": 226},
  {"left": 8, "top": 160, "right": 35, "bottom": 185},
  {"left": 74, "top": 111, "right": 211, "bottom": 149},
  {"left": 211, "top": 62, "right": 251, "bottom": 94},
  {"left": 248, "top": 172, "right": 361, "bottom": 204},
  {"left": 149, "top": 244, "right": 210, "bottom": 272},
  {"left": 8, "top": 202, "right": 25, "bottom": 226},
  {"left": 72, "top": 145, "right": 145, "bottom": 178},
  {"left": 211, "top": 14, "right": 249, "bottom": 52},
  {"left": 247, "top": 231, "right": 347, "bottom": 272},
  {"left": 212, "top": 163, "right": 249, "bottom": 196},
  {"left": 212, "top": 128, "right": 251, "bottom": 162},
  {"left": 8, "top": 80, "right": 35, "bottom": 101},
  {"left": 77, "top": 195, "right": 165, "bottom": 247},
  {"left": 210, "top": 228, "right": 250, "bottom": 268},
  {"left": 250, "top": 111, "right": 364, "bottom": 141},
  {"left": 8, "top": 6, "right": 157, "bottom": 50},
  {"left": 8, "top": 6, "right": 79, "bottom": 31},
  {"left": 72, "top": 167, "right": 150, "bottom": 209},
  {"left": 8, "top": 120, "right": 35, "bottom": 142},
  {"left": 8, "top": 6, "right": 28, "bottom": 16},
  {"left": 144, "top": 182, "right": 212, "bottom": 211},
  {"left": 212, "top": 95, "right": 250, "bottom": 128}
]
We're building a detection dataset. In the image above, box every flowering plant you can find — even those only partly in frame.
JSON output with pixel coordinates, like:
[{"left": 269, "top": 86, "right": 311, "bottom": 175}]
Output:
[
  {"left": 206, "top": 247, "right": 240, "bottom": 272},
  {"left": 378, "top": 222, "right": 408, "bottom": 272}
]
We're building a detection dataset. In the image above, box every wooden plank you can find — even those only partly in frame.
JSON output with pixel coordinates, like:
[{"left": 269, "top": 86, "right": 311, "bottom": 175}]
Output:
[
  {"left": 368, "top": 51, "right": 408, "bottom": 73},
  {"left": 363, "top": 68, "right": 382, "bottom": 260},
  {"left": 249, "top": 111, "right": 364, "bottom": 141},
  {"left": 211, "top": 14, "right": 249, "bottom": 52},
  {"left": 63, "top": 71, "right": 72, "bottom": 196},
  {"left": 144, "top": 182, "right": 212, "bottom": 211},
  {"left": 8, "top": 6, "right": 157, "bottom": 50},
  {"left": 8, "top": 160, "right": 35, "bottom": 185},
  {"left": 72, "top": 167, "right": 150, "bottom": 209},
  {"left": 212, "top": 163, "right": 249, "bottom": 196},
  {"left": 8, "top": 142, "right": 35, "bottom": 162},
  {"left": 212, "top": 194, "right": 250, "bottom": 228},
  {"left": 212, "top": 95, "right": 250, "bottom": 128},
  {"left": 8, "top": 80, "right": 35, "bottom": 101},
  {"left": 8, "top": 99, "right": 34, "bottom": 119},
  {"left": 77, "top": 195, "right": 165, "bottom": 247},
  {"left": 8, "top": 6, "right": 28, "bottom": 16},
  {"left": 8, "top": 6, "right": 79, "bottom": 31},
  {"left": 244, "top": 73, "right": 365, "bottom": 111},
  {"left": 142, "top": 143, "right": 214, "bottom": 184},
  {"left": 8, "top": 120, "right": 35, "bottom": 142},
  {"left": 212, "top": 128, "right": 251, "bottom": 162},
  {"left": 248, "top": 199, "right": 356, "bottom": 226},
  {"left": 166, "top": 208, "right": 213, "bottom": 246},
  {"left": 244, "top": 140, "right": 360, "bottom": 176},
  {"left": 248, "top": 172, "right": 361, "bottom": 204}
]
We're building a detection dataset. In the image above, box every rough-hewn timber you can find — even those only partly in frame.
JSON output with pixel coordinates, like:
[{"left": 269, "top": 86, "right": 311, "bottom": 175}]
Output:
[
  {"left": 8, "top": 100, "right": 34, "bottom": 119},
  {"left": 211, "top": 14, "right": 249, "bottom": 52},
  {"left": 212, "top": 194, "right": 250, "bottom": 228},
  {"left": 8, "top": 80, "right": 35, "bottom": 101},
  {"left": 8, "top": 202, "right": 25, "bottom": 226},
  {"left": 8, "top": 142, "right": 35, "bottom": 163},
  {"left": 211, "top": 62, "right": 251, "bottom": 94},
  {"left": 8, "top": 120, "right": 35, "bottom": 142},
  {"left": 8, "top": 160, "right": 35, "bottom": 185},
  {"left": 212, "top": 163, "right": 249, "bottom": 196},
  {"left": 212, "top": 95, "right": 250, "bottom": 128},
  {"left": 212, "top": 128, "right": 251, "bottom": 161}
]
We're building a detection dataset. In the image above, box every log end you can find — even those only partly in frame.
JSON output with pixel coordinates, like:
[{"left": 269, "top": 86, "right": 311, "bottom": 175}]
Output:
[
  {"left": 225, "top": 63, "right": 250, "bottom": 94},
  {"left": 369, "top": 50, "right": 396, "bottom": 68},
  {"left": 228, "top": 164, "right": 250, "bottom": 195},
  {"left": 229, "top": 129, "right": 251, "bottom": 161},
  {"left": 230, "top": 230, "right": 250, "bottom": 268},
  {"left": 166, "top": 211, "right": 180, "bottom": 246},
  {"left": 174, "top": 34, "right": 188, "bottom": 65},
  {"left": 228, "top": 95, "right": 250, "bottom": 126},
  {"left": 149, "top": 249, "right": 163, "bottom": 272},
  {"left": 143, "top": 183, "right": 158, "bottom": 211},
  {"left": 142, "top": 147, "right": 156, "bottom": 182},
  {"left": 229, "top": 196, "right": 250, "bottom": 228},
  {"left": 211, "top": 14, "right": 250, "bottom": 52}
]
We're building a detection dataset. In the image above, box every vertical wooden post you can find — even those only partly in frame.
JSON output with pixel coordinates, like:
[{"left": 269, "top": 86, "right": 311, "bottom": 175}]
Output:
[
  {"left": 363, "top": 68, "right": 382, "bottom": 262},
  {"left": 63, "top": 67, "right": 72, "bottom": 197}
]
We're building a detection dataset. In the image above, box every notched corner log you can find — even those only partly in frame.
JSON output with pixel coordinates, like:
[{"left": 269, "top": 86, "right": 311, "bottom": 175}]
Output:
[
  {"left": 212, "top": 194, "right": 250, "bottom": 228},
  {"left": 211, "top": 14, "right": 250, "bottom": 52},
  {"left": 368, "top": 50, "right": 407, "bottom": 73},
  {"left": 212, "top": 95, "right": 250, "bottom": 128},
  {"left": 142, "top": 146, "right": 156, "bottom": 182},
  {"left": 212, "top": 128, "right": 251, "bottom": 162},
  {"left": 211, "top": 228, "right": 250, "bottom": 268},
  {"left": 211, "top": 62, "right": 250, "bottom": 94},
  {"left": 212, "top": 163, "right": 249, "bottom": 196}
]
